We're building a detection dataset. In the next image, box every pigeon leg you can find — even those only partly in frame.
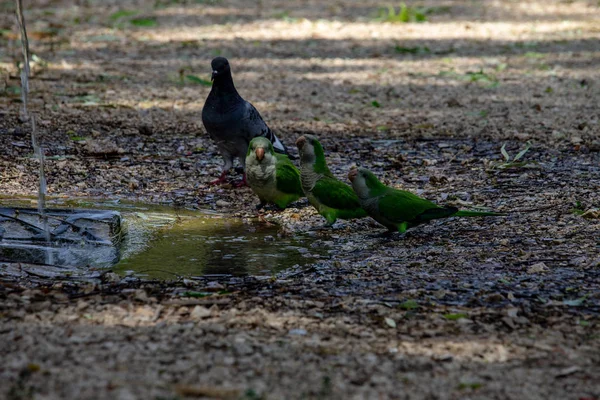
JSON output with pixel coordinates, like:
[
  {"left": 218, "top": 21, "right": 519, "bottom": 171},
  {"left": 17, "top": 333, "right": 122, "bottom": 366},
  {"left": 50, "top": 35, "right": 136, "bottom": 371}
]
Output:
[
  {"left": 210, "top": 153, "right": 233, "bottom": 185},
  {"left": 210, "top": 171, "right": 229, "bottom": 186}
]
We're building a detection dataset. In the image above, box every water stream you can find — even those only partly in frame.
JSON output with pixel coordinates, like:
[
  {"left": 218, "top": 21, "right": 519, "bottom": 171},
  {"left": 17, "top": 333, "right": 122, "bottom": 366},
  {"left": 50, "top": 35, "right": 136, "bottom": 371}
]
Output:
[{"left": 15, "top": 0, "right": 50, "bottom": 245}]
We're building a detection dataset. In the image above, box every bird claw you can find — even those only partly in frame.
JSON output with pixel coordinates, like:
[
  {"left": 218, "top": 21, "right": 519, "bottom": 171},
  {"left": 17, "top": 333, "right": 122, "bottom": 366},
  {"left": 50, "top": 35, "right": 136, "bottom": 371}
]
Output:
[
  {"left": 209, "top": 173, "right": 228, "bottom": 186},
  {"left": 257, "top": 213, "right": 275, "bottom": 226},
  {"left": 210, "top": 172, "right": 246, "bottom": 187}
]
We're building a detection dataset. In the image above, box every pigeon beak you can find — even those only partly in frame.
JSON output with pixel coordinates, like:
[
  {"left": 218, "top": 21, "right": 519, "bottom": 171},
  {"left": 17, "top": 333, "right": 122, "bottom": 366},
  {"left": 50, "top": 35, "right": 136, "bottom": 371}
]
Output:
[
  {"left": 295, "top": 136, "right": 306, "bottom": 149},
  {"left": 255, "top": 147, "right": 265, "bottom": 161},
  {"left": 348, "top": 168, "right": 358, "bottom": 182},
  {"left": 211, "top": 70, "right": 218, "bottom": 81}
]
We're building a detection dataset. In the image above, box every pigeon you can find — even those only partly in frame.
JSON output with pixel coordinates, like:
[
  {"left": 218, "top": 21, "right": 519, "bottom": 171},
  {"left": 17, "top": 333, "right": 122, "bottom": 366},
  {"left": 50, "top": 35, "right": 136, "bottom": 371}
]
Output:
[
  {"left": 296, "top": 135, "right": 366, "bottom": 227},
  {"left": 245, "top": 137, "right": 303, "bottom": 209},
  {"left": 202, "top": 57, "right": 288, "bottom": 186},
  {"left": 348, "top": 167, "right": 504, "bottom": 234}
]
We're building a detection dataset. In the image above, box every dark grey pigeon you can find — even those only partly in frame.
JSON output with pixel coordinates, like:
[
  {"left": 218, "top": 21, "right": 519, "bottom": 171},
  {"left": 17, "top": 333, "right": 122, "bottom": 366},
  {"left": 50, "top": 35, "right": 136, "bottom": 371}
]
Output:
[{"left": 202, "top": 57, "right": 289, "bottom": 186}]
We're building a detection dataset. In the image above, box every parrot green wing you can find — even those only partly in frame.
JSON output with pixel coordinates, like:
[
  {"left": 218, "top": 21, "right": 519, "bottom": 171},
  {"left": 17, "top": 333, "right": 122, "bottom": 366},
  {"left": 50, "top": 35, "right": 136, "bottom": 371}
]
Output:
[
  {"left": 275, "top": 154, "right": 303, "bottom": 197},
  {"left": 312, "top": 177, "right": 365, "bottom": 213},
  {"left": 378, "top": 188, "right": 456, "bottom": 224},
  {"left": 311, "top": 177, "right": 367, "bottom": 224}
]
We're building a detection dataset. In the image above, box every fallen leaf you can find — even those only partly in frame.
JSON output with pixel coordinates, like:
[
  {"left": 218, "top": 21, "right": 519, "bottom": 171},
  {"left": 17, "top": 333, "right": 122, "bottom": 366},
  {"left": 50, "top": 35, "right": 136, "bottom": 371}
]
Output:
[
  {"left": 444, "top": 313, "right": 468, "bottom": 321},
  {"left": 175, "top": 385, "right": 240, "bottom": 399},
  {"left": 581, "top": 209, "right": 600, "bottom": 219},
  {"left": 563, "top": 297, "right": 587, "bottom": 307}
]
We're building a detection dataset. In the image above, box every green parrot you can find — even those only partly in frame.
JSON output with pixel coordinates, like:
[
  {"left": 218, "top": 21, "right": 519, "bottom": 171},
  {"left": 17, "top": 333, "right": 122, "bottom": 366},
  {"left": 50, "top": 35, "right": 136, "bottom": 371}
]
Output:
[
  {"left": 348, "top": 167, "right": 504, "bottom": 233},
  {"left": 295, "top": 135, "right": 367, "bottom": 226},
  {"left": 245, "top": 137, "right": 304, "bottom": 209}
]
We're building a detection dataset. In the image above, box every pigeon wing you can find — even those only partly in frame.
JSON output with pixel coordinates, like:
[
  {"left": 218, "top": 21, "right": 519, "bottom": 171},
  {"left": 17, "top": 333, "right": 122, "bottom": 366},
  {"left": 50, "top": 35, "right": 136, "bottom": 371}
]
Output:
[{"left": 242, "top": 101, "right": 288, "bottom": 155}]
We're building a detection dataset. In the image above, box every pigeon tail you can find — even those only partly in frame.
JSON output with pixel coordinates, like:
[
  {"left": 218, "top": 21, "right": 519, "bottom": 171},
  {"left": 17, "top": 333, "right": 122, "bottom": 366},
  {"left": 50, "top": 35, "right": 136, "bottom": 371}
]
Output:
[{"left": 265, "top": 128, "right": 288, "bottom": 155}]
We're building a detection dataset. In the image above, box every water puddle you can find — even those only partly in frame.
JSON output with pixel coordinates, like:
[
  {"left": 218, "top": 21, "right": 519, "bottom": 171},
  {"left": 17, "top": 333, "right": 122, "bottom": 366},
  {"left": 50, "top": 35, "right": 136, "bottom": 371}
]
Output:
[
  {"left": 0, "top": 197, "right": 323, "bottom": 280},
  {"left": 115, "top": 212, "right": 319, "bottom": 279}
]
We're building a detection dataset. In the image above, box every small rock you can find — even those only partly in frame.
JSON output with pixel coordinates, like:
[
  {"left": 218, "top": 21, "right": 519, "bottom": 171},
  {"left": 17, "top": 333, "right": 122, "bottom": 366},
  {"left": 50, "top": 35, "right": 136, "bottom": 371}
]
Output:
[
  {"left": 204, "top": 323, "right": 226, "bottom": 334},
  {"left": 102, "top": 272, "right": 121, "bottom": 283},
  {"left": 216, "top": 200, "right": 231, "bottom": 207},
  {"left": 555, "top": 366, "right": 581, "bottom": 378},
  {"left": 502, "top": 317, "right": 516, "bottom": 330},
  {"left": 432, "top": 354, "right": 453, "bottom": 362},
  {"left": 84, "top": 139, "right": 125, "bottom": 156},
  {"left": 506, "top": 307, "right": 519, "bottom": 318},
  {"left": 177, "top": 306, "right": 190, "bottom": 315},
  {"left": 527, "top": 262, "right": 549, "bottom": 274},
  {"left": 209, "top": 304, "right": 220, "bottom": 317},
  {"left": 288, "top": 328, "right": 307, "bottom": 336},
  {"left": 27, "top": 300, "right": 52, "bottom": 312},
  {"left": 76, "top": 300, "right": 89, "bottom": 311},
  {"left": 588, "top": 140, "right": 600, "bottom": 152},
  {"left": 552, "top": 131, "right": 566, "bottom": 140},
  {"left": 485, "top": 293, "right": 505, "bottom": 303},
  {"left": 233, "top": 341, "right": 253, "bottom": 356},
  {"left": 129, "top": 179, "right": 140, "bottom": 190},
  {"left": 138, "top": 124, "right": 153, "bottom": 136},
  {"left": 134, "top": 289, "right": 149, "bottom": 302},
  {"left": 570, "top": 136, "right": 583, "bottom": 145},
  {"left": 446, "top": 97, "right": 462, "bottom": 107},
  {"left": 190, "top": 305, "right": 211, "bottom": 319},
  {"left": 206, "top": 281, "right": 224, "bottom": 290}
]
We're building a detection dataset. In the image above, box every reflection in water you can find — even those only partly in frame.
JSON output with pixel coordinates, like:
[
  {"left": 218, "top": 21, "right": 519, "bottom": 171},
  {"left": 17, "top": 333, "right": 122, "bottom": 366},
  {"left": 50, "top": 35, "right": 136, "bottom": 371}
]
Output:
[
  {"left": 0, "top": 199, "right": 323, "bottom": 281},
  {"left": 114, "top": 215, "right": 320, "bottom": 279}
]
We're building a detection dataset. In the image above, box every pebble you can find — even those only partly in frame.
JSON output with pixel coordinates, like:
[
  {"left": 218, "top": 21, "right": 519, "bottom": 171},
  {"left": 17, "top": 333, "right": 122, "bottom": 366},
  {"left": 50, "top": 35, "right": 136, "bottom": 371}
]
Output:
[
  {"left": 190, "top": 305, "right": 211, "bottom": 319},
  {"left": 288, "top": 329, "right": 308, "bottom": 336}
]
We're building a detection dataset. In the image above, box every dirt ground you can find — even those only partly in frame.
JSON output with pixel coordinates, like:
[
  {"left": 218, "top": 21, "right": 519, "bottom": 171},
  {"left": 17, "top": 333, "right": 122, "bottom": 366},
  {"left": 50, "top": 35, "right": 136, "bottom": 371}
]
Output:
[{"left": 1, "top": 0, "right": 600, "bottom": 399}]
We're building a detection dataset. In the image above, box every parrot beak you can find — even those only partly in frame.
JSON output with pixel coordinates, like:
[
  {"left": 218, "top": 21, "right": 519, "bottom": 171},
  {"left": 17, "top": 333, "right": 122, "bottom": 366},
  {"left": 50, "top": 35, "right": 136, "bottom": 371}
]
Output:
[
  {"left": 295, "top": 136, "right": 306, "bottom": 149},
  {"left": 255, "top": 147, "right": 265, "bottom": 161},
  {"left": 211, "top": 70, "right": 218, "bottom": 81},
  {"left": 348, "top": 168, "right": 358, "bottom": 182}
]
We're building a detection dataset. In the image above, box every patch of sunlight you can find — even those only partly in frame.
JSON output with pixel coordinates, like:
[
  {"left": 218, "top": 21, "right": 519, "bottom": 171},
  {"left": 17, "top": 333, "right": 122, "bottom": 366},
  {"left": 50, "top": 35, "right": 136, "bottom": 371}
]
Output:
[
  {"left": 46, "top": 60, "right": 102, "bottom": 72},
  {"left": 121, "top": 20, "right": 598, "bottom": 43},
  {"left": 396, "top": 338, "right": 515, "bottom": 363},
  {"left": 153, "top": 6, "right": 257, "bottom": 18}
]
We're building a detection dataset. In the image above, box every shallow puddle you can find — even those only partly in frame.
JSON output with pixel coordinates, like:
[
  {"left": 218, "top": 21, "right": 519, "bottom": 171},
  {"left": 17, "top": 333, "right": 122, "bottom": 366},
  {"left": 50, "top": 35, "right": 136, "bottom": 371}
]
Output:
[
  {"left": 0, "top": 197, "right": 323, "bottom": 280},
  {"left": 115, "top": 211, "right": 321, "bottom": 279}
]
